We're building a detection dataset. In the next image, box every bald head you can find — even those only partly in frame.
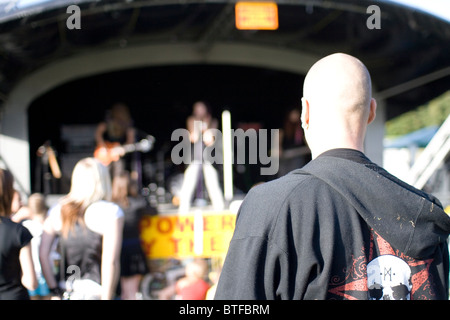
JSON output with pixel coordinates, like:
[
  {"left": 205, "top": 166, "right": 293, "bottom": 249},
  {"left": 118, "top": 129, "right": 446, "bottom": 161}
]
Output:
[
  {"left": 301, "top": 53, "right": 376, "bottom": 158},
  {"left": 304, "top": 53, "right": 372, "bottom": 117}
]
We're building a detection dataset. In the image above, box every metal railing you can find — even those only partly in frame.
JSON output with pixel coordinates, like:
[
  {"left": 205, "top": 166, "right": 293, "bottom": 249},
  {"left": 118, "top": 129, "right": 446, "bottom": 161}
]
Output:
[{"left": 406, "top": 114, "right": 450, "bottom": 189}]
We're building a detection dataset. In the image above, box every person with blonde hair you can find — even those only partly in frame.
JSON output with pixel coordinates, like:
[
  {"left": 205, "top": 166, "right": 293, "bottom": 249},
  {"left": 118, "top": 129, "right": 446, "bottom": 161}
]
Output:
[
  {"left": 175, "top": 259, "right": 210, "bottom": 300},
  {"left": 39, "top": 158, "right": 124, "bottom": 300},
  {"left": 158, "top": 258, "right": 210, "bottom": 300},
  {"left": 0, "top": 169, "right": 37, "bottom": 299},
  {"left": 21, "top": 193, "right": 52, "bottom": 299}
]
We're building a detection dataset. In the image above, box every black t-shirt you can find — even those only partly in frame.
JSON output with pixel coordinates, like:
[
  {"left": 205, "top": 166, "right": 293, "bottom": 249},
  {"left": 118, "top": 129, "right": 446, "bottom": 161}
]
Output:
[{"left": 0, "top": 216, "right": 33, "bottom": 300}]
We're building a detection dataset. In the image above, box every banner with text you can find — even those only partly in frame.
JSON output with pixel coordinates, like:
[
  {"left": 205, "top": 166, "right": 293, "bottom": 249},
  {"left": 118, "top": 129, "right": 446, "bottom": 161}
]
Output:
[{"left": 140, "top": 211, "right": 236, "bottom": 259}]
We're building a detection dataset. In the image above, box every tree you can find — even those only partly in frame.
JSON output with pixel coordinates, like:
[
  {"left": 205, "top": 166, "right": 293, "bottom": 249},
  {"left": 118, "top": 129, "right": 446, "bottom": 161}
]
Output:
[{"left": 385, "top": 91, "right": 450, "bottom": 137}]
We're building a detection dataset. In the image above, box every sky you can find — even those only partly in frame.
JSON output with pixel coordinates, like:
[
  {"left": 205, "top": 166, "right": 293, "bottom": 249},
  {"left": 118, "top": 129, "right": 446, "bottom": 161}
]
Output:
[{"left": 389, "top": 0, "right": 450, "bottom": 21}]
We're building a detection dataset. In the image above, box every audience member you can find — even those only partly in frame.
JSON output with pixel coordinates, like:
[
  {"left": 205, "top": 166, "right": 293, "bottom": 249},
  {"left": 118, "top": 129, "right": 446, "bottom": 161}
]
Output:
[
  {"left": 111, "top": 171, "right": 149, "bottom": 300},
  {"left": 22, "top": 193, "right": 51, "bottom": 299},
  {"left": 39, "top": 158, "right": 124, "bottom": 300},
  {"left": 215, "top": 53, "right": 450, "bottom": 300},
  {"left": 158, "top": 259, "right": 210, "bottom": 300},
  {"left": 0, "top": 169, "right": 37, "bottom": 299}
]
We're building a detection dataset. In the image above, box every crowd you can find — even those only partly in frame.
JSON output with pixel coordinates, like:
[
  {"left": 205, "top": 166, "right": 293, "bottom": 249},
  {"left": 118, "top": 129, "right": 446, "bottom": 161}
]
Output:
[
  {"left": 0, "top": 159, "right": 219, "bottom": 300},
  {"left": 0, "top": 102, "right": 232, "bottom": 301},
  {"left": 1, "top": 53, "right": 449, "bottom": 300},
  {"left": 0, "top": 160, "right": 124, "bottom": 299}
]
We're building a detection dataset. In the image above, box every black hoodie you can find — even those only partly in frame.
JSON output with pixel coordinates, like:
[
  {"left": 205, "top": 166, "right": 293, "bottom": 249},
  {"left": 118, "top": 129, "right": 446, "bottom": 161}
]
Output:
[{"left": 215, "top": 149, "right": 450, "bottom": 300}]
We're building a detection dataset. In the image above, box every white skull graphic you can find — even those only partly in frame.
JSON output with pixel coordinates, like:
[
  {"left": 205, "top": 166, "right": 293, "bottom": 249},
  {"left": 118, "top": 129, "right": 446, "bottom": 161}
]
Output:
[{"left": 367, "top": 255, "right": 412, "bottom": 300}]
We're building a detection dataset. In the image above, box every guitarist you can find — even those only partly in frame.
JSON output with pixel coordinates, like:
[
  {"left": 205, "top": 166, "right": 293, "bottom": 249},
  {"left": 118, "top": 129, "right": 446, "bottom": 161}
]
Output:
[{"left": 95, "top": 103, "right": 137, "bottom": 179}]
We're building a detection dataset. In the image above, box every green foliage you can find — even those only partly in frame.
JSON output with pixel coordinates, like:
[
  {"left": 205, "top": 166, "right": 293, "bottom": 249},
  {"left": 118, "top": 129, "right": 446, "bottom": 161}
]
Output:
[{"left": 385, "top": 91, "right": 450, "bottom": 137}]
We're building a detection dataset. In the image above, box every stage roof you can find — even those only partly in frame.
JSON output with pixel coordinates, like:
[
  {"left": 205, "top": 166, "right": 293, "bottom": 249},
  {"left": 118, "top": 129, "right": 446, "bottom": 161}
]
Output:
[{"left": 0, "top": 0, "right": 449, "bottom": 120}]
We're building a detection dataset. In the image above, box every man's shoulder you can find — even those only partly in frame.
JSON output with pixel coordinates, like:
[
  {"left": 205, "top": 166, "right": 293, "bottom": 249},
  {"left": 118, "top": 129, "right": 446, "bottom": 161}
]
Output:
[
  {"left": 233, "top": 168, "right": 342, "bottom": 242},
  {"left": 235, "top": 170, "right": 322, "bottom": 230},
  {"left": 246, "top": 169, "right": 321, "bottom": 202}
]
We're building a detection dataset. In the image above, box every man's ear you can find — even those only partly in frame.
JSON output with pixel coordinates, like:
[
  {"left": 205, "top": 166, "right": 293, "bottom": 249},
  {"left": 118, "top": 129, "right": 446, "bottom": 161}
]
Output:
[
  {"left": 367, "top": 98, "right": 377, "bottom": 125},
  {"left": 301, "top": 97, "right": 310, "bottom": 129}
]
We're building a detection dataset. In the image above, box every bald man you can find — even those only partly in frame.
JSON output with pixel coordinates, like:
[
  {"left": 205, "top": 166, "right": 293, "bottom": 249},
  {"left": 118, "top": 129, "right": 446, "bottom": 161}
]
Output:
[
  {"left": 215, "top": 53, "right": 450, "bottom": 300},
  {"left": 301, "top": 53, "right": 376, "bottom": 158}
]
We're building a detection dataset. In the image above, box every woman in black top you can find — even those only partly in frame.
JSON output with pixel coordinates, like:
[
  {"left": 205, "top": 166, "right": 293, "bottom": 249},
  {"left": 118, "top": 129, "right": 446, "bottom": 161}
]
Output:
[
  {"left": 111, "top": 171, "right": 149, "bottom": 300},
  {"left": 0, "top": 169, "right": 37, "bottom": 299}
]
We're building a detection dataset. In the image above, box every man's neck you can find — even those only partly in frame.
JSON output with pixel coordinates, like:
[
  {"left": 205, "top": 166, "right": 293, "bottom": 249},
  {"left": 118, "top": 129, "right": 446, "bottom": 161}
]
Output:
[
  {"left": 316, "top": 148, "right": 371, "bottom": 165},
  {"left": 311, "top": 141, "right": 364, "bottom": 159}
]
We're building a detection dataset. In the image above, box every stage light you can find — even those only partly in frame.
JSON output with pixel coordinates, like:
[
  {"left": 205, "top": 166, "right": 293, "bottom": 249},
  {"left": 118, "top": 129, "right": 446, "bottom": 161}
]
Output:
[{"left": 235, "top": 2, "right": 279, "bottom": 30}]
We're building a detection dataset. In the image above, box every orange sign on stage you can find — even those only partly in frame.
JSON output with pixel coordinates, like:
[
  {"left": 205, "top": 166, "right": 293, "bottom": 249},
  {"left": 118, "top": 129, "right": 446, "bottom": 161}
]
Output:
[{"left": 235, "top": 2, "right": 279, "bottom": 30}]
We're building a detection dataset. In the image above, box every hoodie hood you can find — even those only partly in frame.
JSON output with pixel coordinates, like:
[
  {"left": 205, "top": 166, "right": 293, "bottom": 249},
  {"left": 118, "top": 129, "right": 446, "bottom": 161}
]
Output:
[{"left": 302, "top": 155, "right": 450, "bottom": 259}]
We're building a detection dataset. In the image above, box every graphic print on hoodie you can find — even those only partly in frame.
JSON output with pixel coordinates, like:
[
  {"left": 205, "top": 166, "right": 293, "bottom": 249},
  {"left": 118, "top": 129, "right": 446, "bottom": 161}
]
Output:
[
  {"left": 328, "top": 230, "right": 441, "bottom": 300},
  {"left": 215, "top": 149, "right": 450, "bottom": 300}
]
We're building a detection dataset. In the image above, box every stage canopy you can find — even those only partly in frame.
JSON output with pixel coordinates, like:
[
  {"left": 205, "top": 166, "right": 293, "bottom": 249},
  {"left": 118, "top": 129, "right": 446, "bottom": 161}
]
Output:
[{"left": 0, "top": 0, "right": 449, "bottom": 120}]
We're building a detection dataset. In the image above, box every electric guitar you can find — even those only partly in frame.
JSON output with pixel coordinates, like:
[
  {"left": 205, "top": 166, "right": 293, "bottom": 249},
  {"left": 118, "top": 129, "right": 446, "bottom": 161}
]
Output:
[
  {"left": 37, "top": 141, "right": 62, "bottom": 179},
  {"left": 94, "top": 135, "right": 155, "bottom": 166}
]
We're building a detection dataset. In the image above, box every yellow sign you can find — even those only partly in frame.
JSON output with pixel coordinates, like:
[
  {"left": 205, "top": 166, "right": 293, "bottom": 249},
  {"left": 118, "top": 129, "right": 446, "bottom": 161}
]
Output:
[
  {"left": 140, "top": 211, "right": 236, "bottom": 259},
  {"left": 235, "top": 2, "right": 279, "bottom": 30}
]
